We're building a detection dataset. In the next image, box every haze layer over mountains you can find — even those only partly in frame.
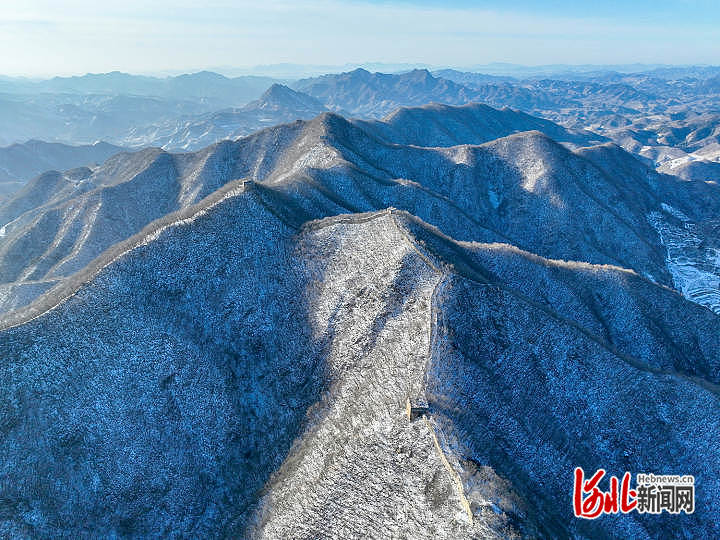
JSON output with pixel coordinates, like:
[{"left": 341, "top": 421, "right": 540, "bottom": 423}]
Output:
[{"left": 0, "top": 64, "right": 719, "bottom": 538}]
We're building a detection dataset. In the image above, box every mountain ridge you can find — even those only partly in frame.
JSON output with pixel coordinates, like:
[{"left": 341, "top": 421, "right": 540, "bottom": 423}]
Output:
[
  {"left": 0, "top": 180, "right": 718, "bottom": 537},
  {"left": 5, "top": 105, "right": 718, "bottom": 315},
  {"left": 121, "top": 84, "right": 329, "bottom": 151},
  {"left": 1, "top": 102, "right": 719, "bottom": 537}
]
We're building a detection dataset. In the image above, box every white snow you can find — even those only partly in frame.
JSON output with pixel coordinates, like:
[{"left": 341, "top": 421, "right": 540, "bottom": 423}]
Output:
[
  {"left": 648, "top": 205, "right": 720, "bottom": 314},
  {"left": 661, "top": 203, "right": 690, "bottom": 221}
]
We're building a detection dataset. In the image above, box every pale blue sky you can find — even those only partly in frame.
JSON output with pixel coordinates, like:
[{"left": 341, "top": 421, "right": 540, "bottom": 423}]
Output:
[{"left": 1, "top": 0, "right": 718, "bottom": 76}]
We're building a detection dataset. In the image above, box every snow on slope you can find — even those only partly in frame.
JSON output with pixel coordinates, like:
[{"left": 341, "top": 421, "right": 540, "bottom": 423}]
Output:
[
  {"left": 5, "top": 108, "right": 720, "bottom": 316},
  {"left": 0, "top": 184, "right": 718, "bottom": 538},
  {"left": 121, "top": 85, "right": 328, "bottom": 151},
  {"left": 648, "top": 204, "right": 720, "bottom": 314}
]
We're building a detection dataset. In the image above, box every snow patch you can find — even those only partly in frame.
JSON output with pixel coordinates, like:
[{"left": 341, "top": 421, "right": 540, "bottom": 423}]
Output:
[
  {"left": 648, "top": 205, "right": 720, "bottom": 314},
  {"left": 660, "top": 203, "right": 690, "bottom": 221}
]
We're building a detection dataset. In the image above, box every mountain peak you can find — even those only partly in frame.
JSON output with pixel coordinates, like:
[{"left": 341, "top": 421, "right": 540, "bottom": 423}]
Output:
[
  {"left": 345, "top": 67, "right": 372, "bottom": 80},
  {"left": 406, "top": 68, "right": 434, "bottom": 80},
  {"left": 261, "top": 83, "right": 297, "bottom": 100},
  {"left": 2, "top": 84, "right": 720, "bottom": 540},
  {"left": 245, "top": 84, "right": 327, "bottom": 115},
  {"left": 175, "top": 70, "right": 228, "bottom": 82}
]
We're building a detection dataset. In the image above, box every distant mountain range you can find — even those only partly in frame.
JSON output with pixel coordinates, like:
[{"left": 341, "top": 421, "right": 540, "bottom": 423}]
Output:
[
  {"left": 0, "top": 101, "right": 718, "bottom": 538},
  {"left": 2, "top": 102, "right": 718, "bottom": 327},
  {"left": 1, "top": 66, "right": 718, "bottom": 177},
  {"left": 181, "top": 62, "right": 720, "bottom": 79},
  {"left": 120, "top": 86, "right": 604, "bottom": 152},
  {"left": 294, "top": 68, "right": 482, "bottom": 118},
  {"left": 427, "top": 68, "right": 720, "bottom": 171},
  {"left": 0, "top": 140, "right": 124, "bottom": 203},
  {"left": 0, "top": 70, "right": 277, "bottom": 106},
  {"left": 0, "top": 102, "right": 610, "bottom": 310},
  {"left": 0, "top": 92, "right": 210, "bottom": 147},
  {"left": 597, "top": 112, "right": 720, "bottom": 165},
  {"left": 357, "top": 101, "right": 605, "bottom": 148},
  {"left": 122, "top": 84, "right": 329, "bottom": 151},
  {"left": 292, "top": 68, "right": 720, "bottom": 171},
  {"left": 0, "top": 140, "right": 123, "bottom": 183},
  {"left": 0, "top": 71, "right": 282, "bottom": 148}
]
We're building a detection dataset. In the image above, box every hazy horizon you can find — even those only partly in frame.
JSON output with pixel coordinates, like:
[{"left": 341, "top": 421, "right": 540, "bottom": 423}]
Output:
[
  {"left": 1, "top": 0, "right": 719, "bottom": 77},
  {"left": 2, "top": 61, "right": 719, "bottom": 82}
]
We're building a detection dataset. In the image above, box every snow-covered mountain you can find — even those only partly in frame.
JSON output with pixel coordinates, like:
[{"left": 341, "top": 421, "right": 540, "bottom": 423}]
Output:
[
  {"left": 0, "top": 139, "right": 123, "bottom": 184},
  {"left": 0, "top": 139, "right": 124, "bottom": 206},
  {"left": 358, "top": 101, "right": 605, "bottom": 148},
  {"left": 0, "top": 173, "right": 718, "bottom": 539},
  {"left": 0, "top": 93, "right": 210, "bottom": 147},
  {"left": 659, "top": 157, "right": 720, "bottom": 183},
  {"left": 294, "top": 68, "right": 482, "bottom": 118},
  {"left": 424, "top": 69, "right": 720, "bottom": 172},
  {"left": 0, "top": 70, "right": 278, "bottom": 108},
  {"left": 0, "top": 105, "right": 693, "bottom": 314},
  {"left": 0, "top": 72, "right": 280, "bottom": 147},
  {"left": 122, "top": 84, "right": 329, "bottom": 151},
  {"left": 0, "top": 104, "right": 719, "bottom": 538},
  {"left": 1, "top": 67, "right": 717, "bottom": 180}
]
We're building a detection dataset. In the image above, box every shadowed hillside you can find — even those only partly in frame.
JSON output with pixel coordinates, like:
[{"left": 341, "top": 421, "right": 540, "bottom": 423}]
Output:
[
  {"left": 0, "top": 103, "right": 719, "bottom": 539},
  {"left": 5, "top": 106, "right": 717, "bottom": 315}
]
